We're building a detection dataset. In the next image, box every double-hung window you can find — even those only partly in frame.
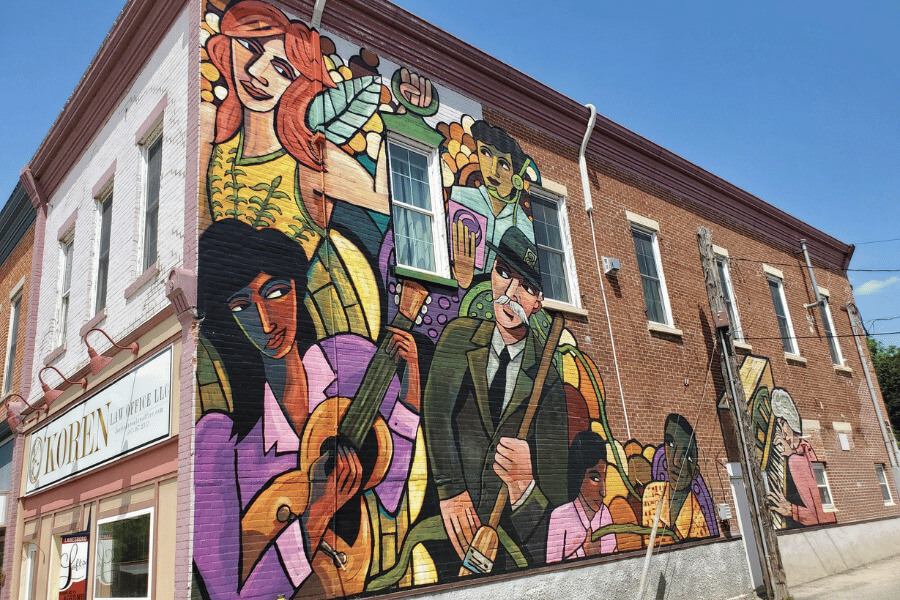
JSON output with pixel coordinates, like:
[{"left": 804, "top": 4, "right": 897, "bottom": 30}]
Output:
[
  {"left": 95, "top": 509, "right": 153, "bottom": 599},
  {"left": 387, "top": 136, "right": 448, "bottom": 278},
  {"left": 876, "top": 464, "right": 894, "bottom": 504},
  {"left": 3, "top": 291, "right": 21, "bottom": 394},
  {"left": 95, "top": 190, "right": 113, "bottom": 312},
  {"left": 142, "top": 132, "right": 162, "bottom": 271},
  {"left": 765, "top": 265, "right": 798, "bottom": 355},
  {"left": 714, "top": 249, "right": 744, "bottom": 343},
  {"left": 812, "top": 462, "right": 835, "bottom": 510},
  {"left": 817, "top": 288, "right": 843, "bottom": 365},
  {"left": 531, "top": 190, "right": 578, "bottom": 304},
  {"left": 57, "top": 236, "right": 74, "bottom": 348},
  {"left": 628, "top": 212, "right": 673, "bottom": 327}
]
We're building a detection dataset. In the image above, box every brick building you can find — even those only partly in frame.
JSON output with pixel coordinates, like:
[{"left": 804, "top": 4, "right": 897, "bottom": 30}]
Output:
[{"left": 4, "top": 1, "right": 898, "bottom": 599}]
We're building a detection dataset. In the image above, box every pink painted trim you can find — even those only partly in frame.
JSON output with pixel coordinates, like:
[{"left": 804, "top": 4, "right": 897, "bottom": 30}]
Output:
[
  {"left": 135, "top": 94, "right": 168, "bottom": 144},
  {"left": 124, "top": 261, "right": 159, "bottom": 300},
  {"left": 79, "top": 308, "right": 107, "bottom": 339},
  {"left": 42, "top": 344, "right": 66, "bottom": 366},
  {"left": 56, "top": 209, "right": 78, "bottom": 240},
  {"left": 92, "top": 160, "right": 117, "bottom": 198},
  {"left": 19, "top": 166, "right": 47, "bottom": 211}
]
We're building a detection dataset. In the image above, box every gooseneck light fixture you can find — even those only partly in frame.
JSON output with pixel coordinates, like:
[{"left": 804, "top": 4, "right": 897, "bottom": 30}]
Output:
[
  {"left": 4, "top": 392, "right": 48, "bottom": 433},
  {"left": 38, "top": 365, "right": 87, "bottom": 407},
  {"left": 83, "top": 327, "right": 139, "bottom": 375}
]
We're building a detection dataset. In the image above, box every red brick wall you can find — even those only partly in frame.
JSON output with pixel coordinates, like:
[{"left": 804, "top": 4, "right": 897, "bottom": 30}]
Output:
[{"left": 0, "top": 224, "right": 35, "bottom": 400}]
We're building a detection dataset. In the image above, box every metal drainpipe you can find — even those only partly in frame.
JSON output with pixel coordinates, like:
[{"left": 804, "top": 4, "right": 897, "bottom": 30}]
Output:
[
  {"left": 311, "top": 0, "right": 327, "bottom": 28},
  {"left": 580, "top": 104, "right": 631, "bottom": 438},
  {"left": 845, "top": 302, "right": 900, "bottom": 497}
]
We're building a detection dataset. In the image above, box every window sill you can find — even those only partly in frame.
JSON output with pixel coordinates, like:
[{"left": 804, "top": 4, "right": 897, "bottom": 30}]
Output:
[
  {"left": 542, "top": 298, "right": 588, "bottom": 317},
  {"left": 393, "top": 265, "right": 458, "bottom": 289},
  {"left": 823, "top": 506, "right": 838, "bottom": 513},
  {"left": 833, "top": 364, "right": 853, "bottom": 375},
  {"left": 884, "top": 501, "right": 896, "bottom": 507},
  {"left": 648, "top": 321, "right": 683, "bottom": 338},
  {"left": 43, "top": 344, "right": 66, "bottom": 366},
  {"left": 79, "top": 309, "right": 107, "bottom": 338},
  {"left": 784, "top": 353, "right": 807, "bottom": 365},
  {"left": 733, "top": 341, "right": 753, "bottom": 352},
  {"left": 124, "top": 262, "right": 159, "bottom": 300}
]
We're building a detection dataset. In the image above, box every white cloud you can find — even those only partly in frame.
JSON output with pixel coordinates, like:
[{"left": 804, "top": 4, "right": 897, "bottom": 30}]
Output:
[{"left": 856, "top": 276, "right": 900, "bottom": 296}]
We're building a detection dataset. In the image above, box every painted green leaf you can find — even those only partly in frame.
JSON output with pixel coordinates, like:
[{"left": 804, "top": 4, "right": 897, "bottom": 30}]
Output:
[{"left": 307, "top": 76, "right": 380, "bottom": 145}]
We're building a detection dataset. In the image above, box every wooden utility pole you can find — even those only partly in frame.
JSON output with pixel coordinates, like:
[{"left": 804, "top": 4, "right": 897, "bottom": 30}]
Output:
[{"left": 697, "top": 227, "right": 789, "bottom": 600}]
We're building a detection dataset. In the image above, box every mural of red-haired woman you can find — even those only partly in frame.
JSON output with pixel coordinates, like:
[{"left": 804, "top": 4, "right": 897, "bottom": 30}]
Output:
[{"left": 204, "top": 0, "right": 412, "bottom": 341}]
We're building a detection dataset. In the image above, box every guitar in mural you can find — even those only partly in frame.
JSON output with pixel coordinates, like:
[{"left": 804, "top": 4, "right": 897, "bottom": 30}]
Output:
[{"left": 240, "top": 280, "right": 429, "bottom": 597}]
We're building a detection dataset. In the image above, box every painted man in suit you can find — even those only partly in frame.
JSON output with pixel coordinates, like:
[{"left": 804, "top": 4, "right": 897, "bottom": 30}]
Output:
[{"left": 423, "top": 227, "right": 569, "bottom": 572}]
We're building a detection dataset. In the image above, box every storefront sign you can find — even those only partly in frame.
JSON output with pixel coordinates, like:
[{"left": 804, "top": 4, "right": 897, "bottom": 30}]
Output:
[
  {"left": 26, "top": 348, "right": 172, "bottom": 493},
  {"left": 59, "top": 531, "right": 89, "bottom": 600}
]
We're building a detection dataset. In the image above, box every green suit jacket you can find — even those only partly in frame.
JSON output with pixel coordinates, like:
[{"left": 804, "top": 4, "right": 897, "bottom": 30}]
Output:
[{"left": 423, "top": 317, "right": 569, "bottom": 565}]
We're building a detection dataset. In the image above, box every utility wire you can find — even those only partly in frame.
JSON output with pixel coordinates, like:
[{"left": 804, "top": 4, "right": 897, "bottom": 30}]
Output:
[
  {"left": 728, "top": 257, "right": 900, "bottom": 273},
  {"left": 742, "top": 330, "right": 900, "bottom": 341},
  {"left": 855, "top": 236, "right": 900, "bottom": 246}
]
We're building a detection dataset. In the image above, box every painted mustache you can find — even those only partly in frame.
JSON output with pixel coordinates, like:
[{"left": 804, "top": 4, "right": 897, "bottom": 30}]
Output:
[{"left": 495, "top": 295, "right": 529, "bottom": 325}]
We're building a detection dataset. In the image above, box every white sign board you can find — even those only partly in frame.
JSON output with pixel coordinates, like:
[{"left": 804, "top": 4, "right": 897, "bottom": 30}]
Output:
[{"left": 26, "top": 348, "right": 172, "bottom": 494}]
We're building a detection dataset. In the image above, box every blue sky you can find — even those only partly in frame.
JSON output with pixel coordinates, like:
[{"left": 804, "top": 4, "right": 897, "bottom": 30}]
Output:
[{"left": 1, "top": 0, "right": 897, "bottom": 345}]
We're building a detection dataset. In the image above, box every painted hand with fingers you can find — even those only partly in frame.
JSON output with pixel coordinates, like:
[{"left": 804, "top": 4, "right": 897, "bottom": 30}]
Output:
[
  {"left": 305, "top": 444, "right": 363, "bottom": 552},
  {"left": 493, "top": 437, "right": 535, "bottom": 506},
  {"left": 439, "top": 491, "right": 482, "bottom": 560},
  {"left": 385, "top": 326, "right": 422, "bottom": 410},
  {"left": 452, "top": 219, "right": 477, "bottom": 288},
  {"left": 398, "top": 67, "right": 433, "bottom": 109}
]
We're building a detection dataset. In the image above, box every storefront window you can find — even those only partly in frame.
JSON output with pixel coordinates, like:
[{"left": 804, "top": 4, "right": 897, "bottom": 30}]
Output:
[{"left": 95, "top": 510, "right": 152, "bottom": 599}]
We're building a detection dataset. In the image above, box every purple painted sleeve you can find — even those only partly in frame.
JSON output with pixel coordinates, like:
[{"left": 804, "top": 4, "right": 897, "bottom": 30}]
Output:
[{"left": 194, "top": 413, "right": 310, "bottom": 599}]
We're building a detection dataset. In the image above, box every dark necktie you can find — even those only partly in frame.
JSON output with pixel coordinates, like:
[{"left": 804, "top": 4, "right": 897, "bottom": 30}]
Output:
[{"left": 488, "top": 347, "right": 511, "bottom": 429}]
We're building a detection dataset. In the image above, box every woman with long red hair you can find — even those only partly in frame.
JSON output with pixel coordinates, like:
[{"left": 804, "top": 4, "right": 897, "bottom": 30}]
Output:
[{"left": 204, "top": 0, "right": 393, "bottom": 342}]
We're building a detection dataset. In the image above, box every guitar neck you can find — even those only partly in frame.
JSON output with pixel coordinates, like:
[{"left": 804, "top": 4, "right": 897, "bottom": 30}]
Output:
[{"left": 340, "top": 312, "right": 414, "bottom": 449}]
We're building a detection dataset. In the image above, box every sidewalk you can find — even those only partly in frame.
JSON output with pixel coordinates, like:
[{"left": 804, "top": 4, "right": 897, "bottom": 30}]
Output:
[{"left": 788, "top": 554, "right": 900, "bottom": 600}]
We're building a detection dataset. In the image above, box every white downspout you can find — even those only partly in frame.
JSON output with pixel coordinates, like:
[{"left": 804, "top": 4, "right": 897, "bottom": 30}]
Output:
[
  {"left": 311, "top": 0, "right": 327, "bottom": 28},
  {"left": 580, "top": 104, "right": 631, "bottom": 438}
]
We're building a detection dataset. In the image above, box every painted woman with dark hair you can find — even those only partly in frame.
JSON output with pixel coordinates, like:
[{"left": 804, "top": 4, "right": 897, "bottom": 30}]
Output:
[
  {"left": 193, "top": 219, "right": 423, "bottom": 598},
  {"left": 546, "top": 431, "right": 616, "bottom": 563}
]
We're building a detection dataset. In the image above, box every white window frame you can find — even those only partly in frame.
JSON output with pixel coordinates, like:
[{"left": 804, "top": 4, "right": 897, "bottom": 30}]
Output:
[
  {"left": 529, "top": 186, "right": 581, "bottom": 306},
  {"left": 95, "top": 507, "right": 154, "bottom": 600},
  {"left": 764, "top": 265, "right": 799, "bottom": 356},
  {"left": 94, "top": 185, "right": 114, "bottom": 314},
  {"left": 817, "top": 287, "right": 844, "bottom": 366},
  {"left": 627, "top": 212, "right": 674, "bottom": 328},
  {"left": 3, "top": 281, "right": 23, "bottom": 395},
  {"left": 811, "top": 462, "right": 835, "bottom": 510},
  {"left": 56, "top": 233, "right": 75, "bottom": 349},
  {"left": 713, "top": 247, "right": 744, "bottom": 344},
  {"left": 386, "top": 133, "right": 450, "bottom": 279},
  {"left": 139, "top": 122, "right": 163, "bottom": 273},
  {"left": 875, "top": 464, "right": 894, "bottom": 505}
]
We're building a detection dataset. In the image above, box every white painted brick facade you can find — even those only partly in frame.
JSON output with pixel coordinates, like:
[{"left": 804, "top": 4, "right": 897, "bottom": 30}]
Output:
[{"left": 28, "top": 8, "right": 190, "bottom": 405}]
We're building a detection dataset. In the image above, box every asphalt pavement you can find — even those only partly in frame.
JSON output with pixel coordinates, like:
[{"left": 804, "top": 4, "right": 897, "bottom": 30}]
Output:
[{"left": 788, "top": 554, "right": 900, "bottom": 600}]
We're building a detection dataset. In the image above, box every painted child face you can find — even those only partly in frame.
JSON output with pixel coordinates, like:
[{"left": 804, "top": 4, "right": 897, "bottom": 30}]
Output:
[
  {"left": 227, "top": 272, "right": 298, "bottom": 359},
  {"left": 476, "top": 141, "right": 515, "bottom": 199},
  {"left": 579, "top": 459, "right": 608, "bottom": 513},
  {"left": 231, "top": 35, "right": 299, "bottom": 113}
]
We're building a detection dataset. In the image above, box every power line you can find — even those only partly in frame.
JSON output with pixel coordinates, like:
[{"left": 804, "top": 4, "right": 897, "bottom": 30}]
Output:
[
  {"left": 728, "top": 257, "right": 900, "bottom": 273},
  {"left": 741, "top": 331, "right": 900, "bottom": 341},
  {"left": 855, "top": 236, "right": 900, "bottom": 246}
]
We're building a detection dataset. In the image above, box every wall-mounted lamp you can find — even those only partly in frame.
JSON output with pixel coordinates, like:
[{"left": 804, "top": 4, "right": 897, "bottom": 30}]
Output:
[
  {"left": 38, "top": 366, "right": 87, "bottom": 407},
  {"left": 83, "top": 327, "right": 139, "bottom": 375},
  {"left": 4, "top": 393, "right": 48, "bottom": 433}
]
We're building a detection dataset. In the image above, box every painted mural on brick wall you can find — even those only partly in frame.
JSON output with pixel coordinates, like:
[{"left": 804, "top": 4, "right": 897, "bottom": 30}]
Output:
[
  {"left": 192, "top": 2, "right": 719, "bottom": 598},
  {"left": 735, "top": 355, "right": 837, "bottom": 529}
]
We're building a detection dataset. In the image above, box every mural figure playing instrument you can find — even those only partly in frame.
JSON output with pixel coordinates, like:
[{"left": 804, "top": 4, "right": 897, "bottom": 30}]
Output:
[
  {"left": 423, "top": 227, "right": 569, "bottom": 575},
  {"left": 194, "top": 220, "right": 424, "bottom": 599}
]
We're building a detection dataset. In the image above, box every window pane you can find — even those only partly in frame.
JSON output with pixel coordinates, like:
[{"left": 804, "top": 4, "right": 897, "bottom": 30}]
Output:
[
  {"left": 389, "top": 144, "right": 431, "bottom": 211},
  {"left": 539, "top": 248, "right": 569, "bottom": 303},
  {"left": 4, "top": 296, "right": 20, "bottom": 392},
  {"left": 393, "top": 206, "right": 435, "bottom": 272},
  {"left": 633, "top": 229, "right": 665, "bottom": 323},
  {"left": 821, "top": 301, "right": 842, "bottom": 364},
  {"left": 768, "top": 279, "right": 794, "bottom": 353},
  {"left": 96, "top": 197, "right": 113, "bottom": 311},
  {"left": 95, "top": 513, "right": 151, "bottom": 598},
  {"left": 143, "top": 136, "right": 162, "bottom": 270},
  {"left": 813, "top": 464, "right": 833, "bottom": 506},
  {"left": 876, "top": 465, "right": 892, "bottom": 502},
  {"left": 531, "top": 196, "right": 563, "bottom": 250},
  {"left": 716, "top": 258, "right": 742, "bottom": 341}
]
